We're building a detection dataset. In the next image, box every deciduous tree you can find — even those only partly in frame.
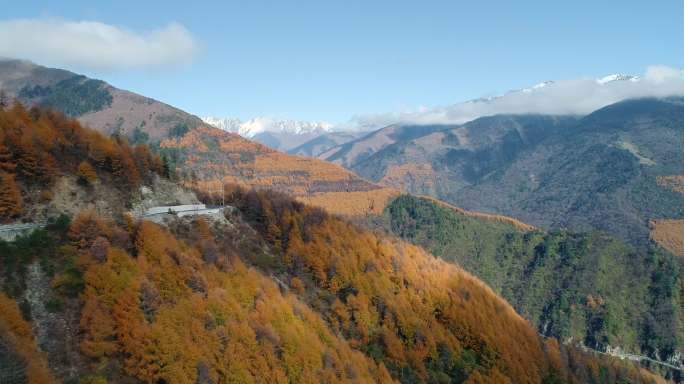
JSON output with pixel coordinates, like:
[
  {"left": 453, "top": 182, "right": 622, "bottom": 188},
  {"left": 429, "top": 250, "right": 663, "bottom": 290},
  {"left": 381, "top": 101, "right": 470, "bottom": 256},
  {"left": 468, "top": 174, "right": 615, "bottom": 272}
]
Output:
[{"left": 0, "top": 171, "right": 22, "bottom": 220}]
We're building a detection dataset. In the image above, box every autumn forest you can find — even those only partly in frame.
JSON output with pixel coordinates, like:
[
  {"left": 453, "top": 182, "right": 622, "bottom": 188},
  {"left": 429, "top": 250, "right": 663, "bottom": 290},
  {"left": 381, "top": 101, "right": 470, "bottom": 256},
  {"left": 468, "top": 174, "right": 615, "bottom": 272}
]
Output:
[{"left": 0, "top": 103, "right": 675, "bottom": 383}]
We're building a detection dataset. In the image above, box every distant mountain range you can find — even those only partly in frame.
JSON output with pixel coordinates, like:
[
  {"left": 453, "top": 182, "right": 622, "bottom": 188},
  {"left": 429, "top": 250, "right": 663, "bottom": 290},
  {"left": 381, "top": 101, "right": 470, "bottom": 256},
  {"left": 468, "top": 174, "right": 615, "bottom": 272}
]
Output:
[
  {"left": 202, "top": 116, "right": 333, "bottom": 138},
  {"left": 4, "top": 59, "right": 683, "bottom": 247},
  {"left": 326, "top": 98, "right": 684, "bottom": 246},
  {"left": 203, "top": 72, "right": 658, "bottom": 155},
  {"left": 348, "top": 71, "right": 672, "bottom": 129},
  {"left": 202, "top": 116, "right": 347, "bottom": 152}
]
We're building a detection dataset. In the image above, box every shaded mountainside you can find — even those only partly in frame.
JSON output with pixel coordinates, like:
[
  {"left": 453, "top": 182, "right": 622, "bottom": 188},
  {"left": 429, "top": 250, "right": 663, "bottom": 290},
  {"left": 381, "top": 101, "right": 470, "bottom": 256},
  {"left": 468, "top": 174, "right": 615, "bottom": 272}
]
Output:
[
  {"left": 335, "top": 115, "right": 575, "bottom": 198},
  {"left": 0, "top": 59, "right": 204, "bottom": 141},
  {"left": 0, "top": 106, "right": 667, "bottom": 383},
  {"left": 336, "top": 100, "right": 684, "bottom": 245},
  {"left": 453, "top": 98, "right": 684, "bottom": 245},
  {"left": 0, "top": 60, "right": 392, "bottom": 216},
  {"left": 321, "top": 124, "right": 452, "bottom": 168},
  {"left": 289, "top": 131, "right": 367, "bottom": 158},
  {"left": 251, "top": 130, "right": 322, "bottom": 152},
  {"left": 370, "top": 194, "right": 684, "bottom": 381}
]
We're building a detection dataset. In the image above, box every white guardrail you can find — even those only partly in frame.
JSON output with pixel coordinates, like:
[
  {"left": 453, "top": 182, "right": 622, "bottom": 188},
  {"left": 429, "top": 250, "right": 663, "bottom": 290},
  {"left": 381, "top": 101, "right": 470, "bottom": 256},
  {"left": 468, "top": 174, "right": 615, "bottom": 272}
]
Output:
[
  {"left": 0, "top": 222, "right": 46, "bottom": 241},
  {"left": 1, "top": 205, "right": 226, "bottom": 241},
  {"left": 138, "top": 205, "right": 226, "bottom": 219}
]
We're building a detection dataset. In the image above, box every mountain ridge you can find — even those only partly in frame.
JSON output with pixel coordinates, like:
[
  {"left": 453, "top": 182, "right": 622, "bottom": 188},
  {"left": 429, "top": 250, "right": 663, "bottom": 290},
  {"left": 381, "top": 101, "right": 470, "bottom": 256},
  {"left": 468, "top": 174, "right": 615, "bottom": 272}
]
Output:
[{"left": 330, "top": 99, "right": 684, "bottom": 245}]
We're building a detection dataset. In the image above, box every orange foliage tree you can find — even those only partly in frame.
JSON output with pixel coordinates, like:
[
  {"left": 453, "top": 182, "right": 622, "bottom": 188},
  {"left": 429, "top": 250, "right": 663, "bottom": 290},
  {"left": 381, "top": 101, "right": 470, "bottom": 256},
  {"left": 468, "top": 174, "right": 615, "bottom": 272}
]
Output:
[
  {"left": 0, "top": 102, "right": 164, "bottom": 207},
  {"left": 73, "top": 214, "right": 393, "bottom": 383},
  {"left": 0, "top": 293, "right": 55, "bottom": 384},
  {"left": 0, "top": 171, "right": 23, "bottom": 221},
  {"left": 77, "top": 161, "right": 98, "bottom": 184}
]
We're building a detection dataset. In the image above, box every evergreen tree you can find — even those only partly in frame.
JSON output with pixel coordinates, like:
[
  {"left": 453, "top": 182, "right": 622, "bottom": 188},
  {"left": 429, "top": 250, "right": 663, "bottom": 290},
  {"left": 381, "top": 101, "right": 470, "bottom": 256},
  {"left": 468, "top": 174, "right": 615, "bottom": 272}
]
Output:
[{"left": 161, "top": 155, "right": 171, "bottom": 178}]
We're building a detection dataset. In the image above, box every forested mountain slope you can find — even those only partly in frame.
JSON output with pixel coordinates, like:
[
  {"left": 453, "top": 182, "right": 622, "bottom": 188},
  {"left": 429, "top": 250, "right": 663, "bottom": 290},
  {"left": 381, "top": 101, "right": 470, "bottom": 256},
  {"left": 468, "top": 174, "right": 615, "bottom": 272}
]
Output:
[
  {"left": 0, "top": 104, "right": 667, "bottom": 383},
  {"left": 371, "top": 194, "right": 684, "bottom": 381}
]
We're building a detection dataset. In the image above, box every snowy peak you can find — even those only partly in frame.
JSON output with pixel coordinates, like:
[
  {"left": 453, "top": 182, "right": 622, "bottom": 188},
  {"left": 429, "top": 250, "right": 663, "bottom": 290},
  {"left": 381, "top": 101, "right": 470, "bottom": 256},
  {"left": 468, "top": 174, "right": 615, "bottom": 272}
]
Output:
[
  {"left": 202, "top": 117, "right": 243, "bottom": 134},
  {"left": 466, "top": 74, "right": 641, "bottom": 105},
  {"left": 507, "top": 74, "right": 640, "bottom": 97},
  {"left": 596, "top": 73, "right": 641, "bottom": 85},
  {"left": 530, "top": 80, "right": 555, "bottom": 90},
  {"left": 202, "top": 116, "right": 333, "bottom": 138}
]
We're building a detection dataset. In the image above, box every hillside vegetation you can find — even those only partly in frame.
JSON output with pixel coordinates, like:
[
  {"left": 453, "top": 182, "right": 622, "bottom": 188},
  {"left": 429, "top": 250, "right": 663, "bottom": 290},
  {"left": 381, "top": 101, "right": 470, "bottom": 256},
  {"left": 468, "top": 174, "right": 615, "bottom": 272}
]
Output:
[
  {"left": 0, "top": 103, "right": 165, "bottom": 223},
  {"left": 374, "top": 194, "right": 684, "bottom": 381},
  {"left": 1, "top": 200, "right": 664, "bottom": 384}
]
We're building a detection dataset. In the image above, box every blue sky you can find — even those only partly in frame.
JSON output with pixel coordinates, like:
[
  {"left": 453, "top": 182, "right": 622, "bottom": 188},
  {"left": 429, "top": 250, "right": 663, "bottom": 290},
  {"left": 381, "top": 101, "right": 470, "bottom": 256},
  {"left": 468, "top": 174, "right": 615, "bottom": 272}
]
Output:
[{"left": 3, "top": 1, "right": 684, "bottom": 123}]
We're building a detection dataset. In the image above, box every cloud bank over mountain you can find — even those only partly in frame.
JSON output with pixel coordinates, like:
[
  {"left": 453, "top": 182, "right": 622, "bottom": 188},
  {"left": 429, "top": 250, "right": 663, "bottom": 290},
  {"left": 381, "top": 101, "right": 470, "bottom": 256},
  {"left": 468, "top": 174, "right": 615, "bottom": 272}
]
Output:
[
  {"left": 0, "top": 18, "right": 198, "bottom": 71},
  {"left": 350, "top": 65, "right": 684, "bottom": 128}
]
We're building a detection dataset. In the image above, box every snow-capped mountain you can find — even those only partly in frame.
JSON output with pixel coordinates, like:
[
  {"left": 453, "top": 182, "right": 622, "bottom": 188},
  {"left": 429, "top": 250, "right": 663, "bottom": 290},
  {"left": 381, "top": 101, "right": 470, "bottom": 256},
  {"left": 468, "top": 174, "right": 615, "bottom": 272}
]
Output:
[
  {"left": 596, "top": 73, "right": 640, "bottom": 84},
  {"left": 202, "top": 116, "right": 333, "bottom": 138},
  {"left": 202, "top": 117, "right": 243, "bottom": 134},
  {"left": 351, "top": 70, "right": 678, "bottom": 129},
  {"left": 202, "top": 116, "right": 336, "bottom": 151},
  {"left": 469, "top": 74, "right": 640, "bottom": 104}
]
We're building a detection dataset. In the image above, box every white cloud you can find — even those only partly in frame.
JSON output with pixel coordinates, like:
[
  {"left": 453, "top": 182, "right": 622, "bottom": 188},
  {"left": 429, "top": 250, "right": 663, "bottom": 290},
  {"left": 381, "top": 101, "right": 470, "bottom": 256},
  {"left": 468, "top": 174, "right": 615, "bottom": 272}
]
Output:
[
  {"left": 351, "top": 65, "right": 684, "bottom": 128},
  {"left": 0, "top": 18, "right": 198, "bottom": 71}
]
